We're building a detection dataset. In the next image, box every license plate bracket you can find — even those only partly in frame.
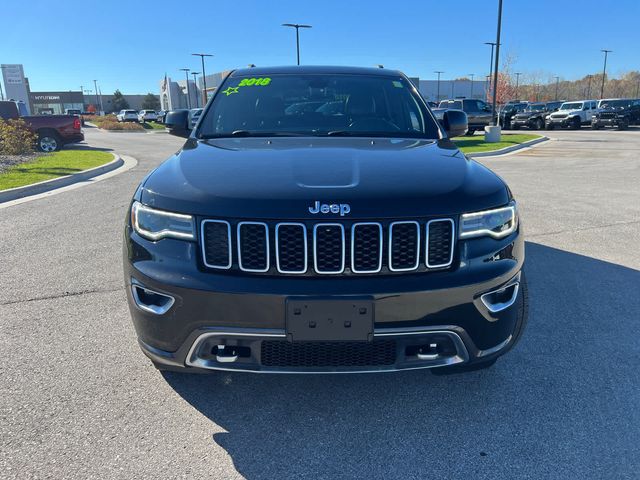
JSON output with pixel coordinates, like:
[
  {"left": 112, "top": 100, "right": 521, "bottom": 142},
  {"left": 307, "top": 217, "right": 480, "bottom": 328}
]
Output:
[{"left": 286, "top": 298, "right": 374, "bottom": 342}]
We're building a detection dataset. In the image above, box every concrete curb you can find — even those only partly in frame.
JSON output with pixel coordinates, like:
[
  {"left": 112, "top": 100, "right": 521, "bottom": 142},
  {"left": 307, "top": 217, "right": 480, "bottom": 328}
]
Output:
[
  {"left": 466, "top": 135, "right": 549, "bottom": 158},
  {"left": 0, "top": 153, "right": 123, "bottom": 204}
]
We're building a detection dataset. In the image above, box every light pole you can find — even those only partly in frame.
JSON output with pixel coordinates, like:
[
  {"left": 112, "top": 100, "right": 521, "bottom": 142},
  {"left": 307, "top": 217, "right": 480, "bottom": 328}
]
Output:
[
  {"left": 282, "top": 23, "right": 312, "bottom": 65},
  {"left": 636, "top": 78, "right": 640, "bottom": 98},
  {"left": 587, "top": 74, "right": 593, "bottom": 98},
  {"left": 191, "top": 72, "right": 200, "bottom": 108},
  {"left": 600, "top": 49, "right": 612, "bottom": 99},
  {"left": 451, "top": 79, "right": 455, "bottom": 98},
  {"left": 490, "top": 0, "right": 503, "bottom": 126},
  {"left": 514, "top": 72, "right": 521, "bottom": 99},
  {"left": 554, "top": 76, "right": 560, "bottom": 100},
  {"left": 434, "top": 71, "right": 444, "bottom": 102},
  {"left": 179, "top": 68, "right": 191, "bottom": 109},
  {"left": 93, "top": 79, "right": 100, "bottom": 113},
  {"left": 192, "top": 53, "right": 213, "bottom": 105},
  {"left": 469, "top": 73, "right": 475, "bottom": 99}
]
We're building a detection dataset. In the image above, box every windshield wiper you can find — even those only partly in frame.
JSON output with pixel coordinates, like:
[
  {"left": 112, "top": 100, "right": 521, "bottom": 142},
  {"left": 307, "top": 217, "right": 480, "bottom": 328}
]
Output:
[{"left": 199, "top": 130, "right": 308, "bottom": 139}]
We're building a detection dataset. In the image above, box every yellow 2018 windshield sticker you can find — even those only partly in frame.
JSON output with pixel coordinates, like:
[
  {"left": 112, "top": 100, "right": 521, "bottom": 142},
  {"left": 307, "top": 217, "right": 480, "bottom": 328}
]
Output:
[
  {"left": 238, "top": 77, "right": 271, "bottom": 86},
  {"left": 222, "top": 77, "right": 272, "bottom": 96}
]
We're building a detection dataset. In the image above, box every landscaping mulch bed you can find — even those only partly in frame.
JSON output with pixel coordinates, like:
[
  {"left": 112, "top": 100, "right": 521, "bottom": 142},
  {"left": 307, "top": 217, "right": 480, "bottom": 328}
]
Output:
[{"left": 0, "top": 153, "right": 44, "bottom": 175}]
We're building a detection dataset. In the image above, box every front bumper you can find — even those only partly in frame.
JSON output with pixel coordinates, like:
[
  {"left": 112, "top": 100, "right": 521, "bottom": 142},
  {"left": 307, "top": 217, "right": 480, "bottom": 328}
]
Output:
[{"left": 124, "top": 226, "right": 525, "bottom": 373}]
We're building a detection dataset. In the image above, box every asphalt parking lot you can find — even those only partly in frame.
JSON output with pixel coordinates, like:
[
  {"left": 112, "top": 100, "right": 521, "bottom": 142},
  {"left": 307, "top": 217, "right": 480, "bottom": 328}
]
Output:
[{"left": 1, "top": 126, "right": 639, "bottom": 479}]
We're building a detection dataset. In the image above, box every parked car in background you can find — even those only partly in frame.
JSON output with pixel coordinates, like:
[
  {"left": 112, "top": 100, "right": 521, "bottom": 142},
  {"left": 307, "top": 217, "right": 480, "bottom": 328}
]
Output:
[
  {"left": 189, "top": 108, "right": 203, "bottom": 128},
  {"left": 511, "top": 101, "right": 563, "bottom": 130},
  {"left": 499, "top": 101, "right": 528, "bottom": 129},
  {"left": 592, "top": 98, "right": 640, "bottom": 130},
  {"left": 156, "top": 110, "right": 167, "bottom": 123},
  {"left": 0, "top": 100, "right": 84, "bottom": 152},
  {"left": 546, "top": 100, "right": 598, "bottom": 129},
  {"left": 138, "top": 110, "right": 158, "bottom": 123},
  {"left": 438, "top": 98, "right": 492, "bottom": 135},
  {"left": 117, "top": 110, "right": 139, "bottom": 122},
  {"left": 65, "top": 108, "right": 85, "bottom": 126}
]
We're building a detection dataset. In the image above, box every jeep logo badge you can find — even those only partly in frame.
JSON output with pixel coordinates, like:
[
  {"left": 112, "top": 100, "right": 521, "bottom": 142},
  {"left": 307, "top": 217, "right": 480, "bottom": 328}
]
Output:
[{"left": 308, "top": 201, "right": 351, "bottom": 216}]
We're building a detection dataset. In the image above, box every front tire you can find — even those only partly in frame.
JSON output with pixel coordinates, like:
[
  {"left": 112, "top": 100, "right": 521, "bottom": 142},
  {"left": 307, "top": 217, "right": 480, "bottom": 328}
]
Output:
[
  {"left": 534, "top": 118, "right": 544, "bottom": 130},
  {"left": 464, "top": 128, "right": 475, "bottom": 136}
]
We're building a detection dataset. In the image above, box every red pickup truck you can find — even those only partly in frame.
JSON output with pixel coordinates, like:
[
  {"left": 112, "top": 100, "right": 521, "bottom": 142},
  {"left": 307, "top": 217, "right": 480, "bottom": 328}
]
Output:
[{"left": 0, "top": 100, "right": 84, "bottom": 152}]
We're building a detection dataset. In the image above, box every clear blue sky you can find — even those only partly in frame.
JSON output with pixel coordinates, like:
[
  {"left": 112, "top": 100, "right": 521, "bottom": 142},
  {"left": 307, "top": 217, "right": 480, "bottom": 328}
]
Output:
[{"left": 2, "top": 0, "right": 638, "bottom": 94}]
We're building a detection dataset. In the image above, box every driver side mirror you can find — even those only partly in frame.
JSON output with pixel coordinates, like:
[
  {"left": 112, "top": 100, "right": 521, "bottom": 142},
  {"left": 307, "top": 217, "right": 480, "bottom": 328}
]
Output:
[
  {"left": 441, "top": 110, "right": 468, "bottom": 137},
  {"left": 164, "top": 110, "right": 191, "bottom": 138}
]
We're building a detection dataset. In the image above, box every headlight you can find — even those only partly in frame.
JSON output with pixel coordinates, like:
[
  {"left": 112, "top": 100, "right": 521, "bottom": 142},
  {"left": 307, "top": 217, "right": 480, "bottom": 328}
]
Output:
[
  {"left": 459, "top": 203, "right": 518, "bottom": 239},
  {"left": 545, "top": 114, "right": 550, "bottom": 120},
  {"left": 131, "top": 201, "right": 195, "bottom": 241}
]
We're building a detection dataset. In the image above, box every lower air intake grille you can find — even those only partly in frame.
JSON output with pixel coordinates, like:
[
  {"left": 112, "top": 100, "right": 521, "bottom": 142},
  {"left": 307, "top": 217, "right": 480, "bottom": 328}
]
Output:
[{"left": 261, "top": 340, "right": 397, "bottom": 367}]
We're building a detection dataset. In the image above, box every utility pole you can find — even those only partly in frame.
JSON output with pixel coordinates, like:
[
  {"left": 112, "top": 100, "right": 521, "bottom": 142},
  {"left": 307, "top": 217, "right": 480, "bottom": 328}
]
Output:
[
  {"left": 554, "top": 76, "right": 560, "bottom": 101},
  {"left": 600, "top": 49, "right": 612, "bottom": 99},
  {"left": 514, "top": 72, "right": 521, "bottom": 99},
  {"left": 485, "top": 42, "right": 497, "bottom": 99},
  {"left": 191, "top": 72, "right": 200, "bottom": 108},
  {"left": 282, "top": 23, "right": 312, "bottom": 65},
  {"left": 490, "top": 0, "right": 503, "bottom": 125},
  {"left": 179, "top": 68, "right": 191, "bottom": 109},
  {"left": 434, "top": 71, "right": 444, "bottom": 102},
  {"left": 93, "top": 79, "right": 99, "bottom": 113},
  {"left": 469, "top": 73, "right": 475, "bottom": 99},
  {"left": 192, "top": 53, "right": 213, "bottom": 105},
  {"left": 587, "top": 75, "right": 593, "bottom": 98}
]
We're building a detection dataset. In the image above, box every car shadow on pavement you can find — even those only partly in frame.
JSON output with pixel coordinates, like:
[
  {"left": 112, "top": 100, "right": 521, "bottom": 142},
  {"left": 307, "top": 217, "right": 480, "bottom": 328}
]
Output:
[
  {"left": 162, "top": 242, "right": 640, "bottom": 479},
  {"left": 66, "top": 145, "right": 113, "bottom": 152}
]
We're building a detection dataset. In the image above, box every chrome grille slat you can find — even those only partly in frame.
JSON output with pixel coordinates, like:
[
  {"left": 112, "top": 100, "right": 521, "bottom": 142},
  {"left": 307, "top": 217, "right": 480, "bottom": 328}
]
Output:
[
  {"left": 425, "top": 219, "right": 455, "bottom": 268},
  {"left": 351, "top": 223, "right": 383, "bottom": 273},
  {"left": 201, "top": 220, "right": 232, "bottom": 269},
  {"left": 388, "top": 221, "right": 420, "bottom": 271},
  {"left": 237, "top": 222, "right": 270, "bottom": 272},
  {"left": 201, "top": 218, "right": 455, "bottom": 275},
  {"left": 313, "top": 223, "right": 345, "bottom": 274},
  {"left": 275, "top": 223, "right": 308, "bottom": 274}
]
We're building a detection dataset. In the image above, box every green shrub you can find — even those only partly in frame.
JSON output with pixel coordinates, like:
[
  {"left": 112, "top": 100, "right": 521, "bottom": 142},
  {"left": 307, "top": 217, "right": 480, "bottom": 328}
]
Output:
[{"left": 0, "top": 118, "right": 37, "bottom": 155}]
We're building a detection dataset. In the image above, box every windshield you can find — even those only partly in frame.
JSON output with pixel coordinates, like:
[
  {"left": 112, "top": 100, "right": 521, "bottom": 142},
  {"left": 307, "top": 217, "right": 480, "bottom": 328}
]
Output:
[
  {"left": 525, "top": 104, "right": 545, "bottom": 112},
  {"left": 560, "top": 103, "right": 582, "bottom": 110},
  {"left": 598, "top": 100, "right": 631, "bottom": 109},
  {"left": 198, "top": 73, "right": 440, "bottom": 139}
]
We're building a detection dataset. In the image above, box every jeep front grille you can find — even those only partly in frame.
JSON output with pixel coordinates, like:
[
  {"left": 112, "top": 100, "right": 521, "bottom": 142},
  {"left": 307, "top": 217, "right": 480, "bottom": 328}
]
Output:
[{"left": 201, "top": 218, "right": 455, "bottom": 276}]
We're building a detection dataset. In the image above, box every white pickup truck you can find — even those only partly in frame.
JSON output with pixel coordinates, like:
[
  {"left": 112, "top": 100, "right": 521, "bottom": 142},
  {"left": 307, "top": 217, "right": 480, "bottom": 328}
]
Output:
[{"left": 545, "top": 100, "right": 598, "bottom": 129}]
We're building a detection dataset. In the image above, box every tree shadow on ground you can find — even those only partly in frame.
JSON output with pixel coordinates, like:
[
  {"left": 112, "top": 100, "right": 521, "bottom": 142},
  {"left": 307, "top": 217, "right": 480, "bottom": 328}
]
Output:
[{"left": 163, "top": 242, "right": 640, "bottom": 479}]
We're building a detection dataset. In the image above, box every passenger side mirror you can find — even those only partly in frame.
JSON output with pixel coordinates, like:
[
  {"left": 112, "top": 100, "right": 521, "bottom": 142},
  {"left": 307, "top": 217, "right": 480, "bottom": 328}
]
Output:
[
  {"left": 441, "top": 110, "right": 468, "bottom": 138},
  {"left": 164, "top": 110, "right": 191, "bottom": 138}
]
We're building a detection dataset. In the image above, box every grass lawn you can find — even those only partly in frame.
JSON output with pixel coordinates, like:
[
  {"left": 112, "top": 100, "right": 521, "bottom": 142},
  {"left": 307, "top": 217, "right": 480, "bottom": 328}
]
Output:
[
  {"left": 0, "top": 150, "right": 113, "bottom": 191},
  {"left": 141, "top": 121, "right": 165, "bottom": 130},
  {"left": 453, "top": 134, "right": 542, "bottom": 154}
]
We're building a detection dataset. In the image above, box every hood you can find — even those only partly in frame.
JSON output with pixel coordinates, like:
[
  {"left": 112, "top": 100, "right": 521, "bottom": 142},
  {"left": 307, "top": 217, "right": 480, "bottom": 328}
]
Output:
[{"left": 141, "top": 137, "right": 509, "bottom": 219}]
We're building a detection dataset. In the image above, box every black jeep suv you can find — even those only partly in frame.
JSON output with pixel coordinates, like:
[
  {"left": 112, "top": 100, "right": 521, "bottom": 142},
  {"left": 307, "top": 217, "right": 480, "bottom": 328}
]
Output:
[
  {"left": 511, "top": 101, "right": 563, "bottom": 130},
  {"left": 592, "top": 98, "right": 640, "bottom": 130},
  {"left": 124, "top": 66, "right": 527, "bottom": 374},
  {"left": 499, "top": 101, "right": 528, "bottom": 129}
]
